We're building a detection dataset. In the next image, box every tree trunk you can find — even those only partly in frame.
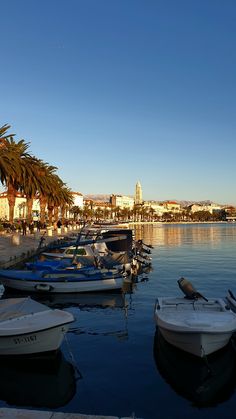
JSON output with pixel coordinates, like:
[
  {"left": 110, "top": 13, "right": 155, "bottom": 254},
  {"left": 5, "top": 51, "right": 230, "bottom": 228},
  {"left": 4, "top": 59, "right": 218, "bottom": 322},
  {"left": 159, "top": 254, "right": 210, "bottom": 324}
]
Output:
[
  {"left": 61, "top": 204, "right": 66, "bottom": 224},
  {"left": 54, "top": 206, "right": 59, "bottom": 223},
  {"left": 26, "top": 197, "right": 33, "bottom": 223},
  {"left": 7, "top": 184, "right": 16, "bottom": 224},
  {"left": 47, "top": 205, "right": 54, "bottom": 226},
  {"left": 39, "top": 196, "right": 47, "bottom": 225}
]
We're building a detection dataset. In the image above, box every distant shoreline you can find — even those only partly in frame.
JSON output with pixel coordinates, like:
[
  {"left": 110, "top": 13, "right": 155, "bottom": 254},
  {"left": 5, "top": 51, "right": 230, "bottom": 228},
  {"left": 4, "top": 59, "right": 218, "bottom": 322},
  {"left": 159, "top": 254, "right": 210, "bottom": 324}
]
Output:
[{"left": 128, "top": 221, "right": 230, "bottom": 225}]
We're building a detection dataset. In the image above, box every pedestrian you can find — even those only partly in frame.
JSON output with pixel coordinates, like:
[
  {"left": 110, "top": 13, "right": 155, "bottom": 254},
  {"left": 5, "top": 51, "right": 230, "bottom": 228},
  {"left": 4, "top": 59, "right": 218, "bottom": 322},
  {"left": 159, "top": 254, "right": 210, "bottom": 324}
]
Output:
[
  {"left": 29, "top": 220, "right": 34, "bottom": 234},
  {"left": 36, "top": 220, "right": 41, "bottom": 232},
  {"left": 22, "top": 220, "right": 27, "bottom": 236},
  {"left": 57, "top": 219, "right": 62, "bottom": 229}
]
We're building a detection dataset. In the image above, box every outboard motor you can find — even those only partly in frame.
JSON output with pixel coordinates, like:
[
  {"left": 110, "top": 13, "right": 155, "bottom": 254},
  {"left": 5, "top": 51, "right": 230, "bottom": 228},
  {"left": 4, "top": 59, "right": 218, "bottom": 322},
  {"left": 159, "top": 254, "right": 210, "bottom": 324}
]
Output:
[{"left": 178, "top": 277, "right": 208, "bottom": 301}]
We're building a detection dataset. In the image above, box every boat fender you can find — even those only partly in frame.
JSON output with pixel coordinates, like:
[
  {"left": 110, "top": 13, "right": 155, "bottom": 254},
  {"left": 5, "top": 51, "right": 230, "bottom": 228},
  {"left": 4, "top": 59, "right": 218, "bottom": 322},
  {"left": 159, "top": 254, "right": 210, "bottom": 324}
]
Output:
[{"left": 35, "top": 283, "right": 53, "bottom": 292}]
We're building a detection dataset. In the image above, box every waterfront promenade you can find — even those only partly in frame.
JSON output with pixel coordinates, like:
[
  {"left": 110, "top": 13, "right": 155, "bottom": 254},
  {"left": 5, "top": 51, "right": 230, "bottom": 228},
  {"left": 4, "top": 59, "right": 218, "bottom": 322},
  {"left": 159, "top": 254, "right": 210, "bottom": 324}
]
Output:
[
  {"left": 0, "top": 408, "right": 137, "bottom": 418},
  {"left": 0, "top": 227, "right": 79, "bottom": 267}
]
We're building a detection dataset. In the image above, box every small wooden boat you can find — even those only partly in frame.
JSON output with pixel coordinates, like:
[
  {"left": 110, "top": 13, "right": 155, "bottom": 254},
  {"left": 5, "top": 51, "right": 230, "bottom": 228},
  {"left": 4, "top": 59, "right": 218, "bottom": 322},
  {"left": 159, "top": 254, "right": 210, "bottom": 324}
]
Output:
[
  {"left": 0, "top": 297, "right": 74, "bottom": 356},
  {"left": 0, "top": 268, "right": 127, "bottom": 293},
  {"left": 154, "top": 278, "right": 236, "bottom": 357}
]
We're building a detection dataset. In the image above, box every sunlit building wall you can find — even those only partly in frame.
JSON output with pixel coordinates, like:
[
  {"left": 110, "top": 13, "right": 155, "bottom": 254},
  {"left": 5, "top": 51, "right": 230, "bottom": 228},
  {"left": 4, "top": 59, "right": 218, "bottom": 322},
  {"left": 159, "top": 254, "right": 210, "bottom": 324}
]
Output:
[{"left": 110, "top": 194, "right": 134, "bottom": 209}]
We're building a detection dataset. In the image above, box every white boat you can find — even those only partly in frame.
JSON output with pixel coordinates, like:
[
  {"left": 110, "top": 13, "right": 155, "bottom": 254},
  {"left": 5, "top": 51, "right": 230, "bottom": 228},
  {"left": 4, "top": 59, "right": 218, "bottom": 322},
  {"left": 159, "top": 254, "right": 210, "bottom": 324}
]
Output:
[
  {"left": 0, "top": 297, "right": 74, "bottom": 356},
  {"left": 41, "top": 236, "right": 132, "bottom": 271},
  {"left": 154, "top": 280, "right": 236, "bottom": 358},
  {"left": 0, "top": 268, "right": 127, "bottom": 293}
]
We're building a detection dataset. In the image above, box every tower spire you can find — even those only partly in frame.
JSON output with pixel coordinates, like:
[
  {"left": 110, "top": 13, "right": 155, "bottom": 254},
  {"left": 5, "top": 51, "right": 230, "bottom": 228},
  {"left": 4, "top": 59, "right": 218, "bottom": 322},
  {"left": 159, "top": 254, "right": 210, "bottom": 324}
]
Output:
[{"left": 135, "top": 181, "right": 143, "bottom": 204}]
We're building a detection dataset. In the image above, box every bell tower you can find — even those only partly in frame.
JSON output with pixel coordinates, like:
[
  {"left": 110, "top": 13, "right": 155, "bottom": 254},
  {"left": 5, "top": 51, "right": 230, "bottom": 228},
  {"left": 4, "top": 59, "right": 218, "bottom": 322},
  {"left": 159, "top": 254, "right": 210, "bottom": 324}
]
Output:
[{"left": 135, "top": 181, "right": 143, "bottom": 204}]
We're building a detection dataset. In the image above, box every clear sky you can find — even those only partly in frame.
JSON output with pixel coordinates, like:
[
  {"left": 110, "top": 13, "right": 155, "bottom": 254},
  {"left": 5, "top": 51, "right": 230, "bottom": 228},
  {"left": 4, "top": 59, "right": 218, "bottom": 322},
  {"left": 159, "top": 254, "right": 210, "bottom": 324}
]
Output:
[{"left": 0, "top": 0, "right": 235, "bottom": 204}]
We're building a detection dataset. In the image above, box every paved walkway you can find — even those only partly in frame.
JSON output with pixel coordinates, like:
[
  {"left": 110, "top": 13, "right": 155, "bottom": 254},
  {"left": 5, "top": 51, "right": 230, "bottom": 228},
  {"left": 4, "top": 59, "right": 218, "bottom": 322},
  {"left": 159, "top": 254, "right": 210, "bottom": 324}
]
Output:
[
  {"left": 0, "top": 227, "right": 80, "bottom": 267},
  {"left": 0, "top": 410, "right": 112, "bottom": 418},
  {"left": 0, "top": 408, "right": 138, "bottom": 418}
]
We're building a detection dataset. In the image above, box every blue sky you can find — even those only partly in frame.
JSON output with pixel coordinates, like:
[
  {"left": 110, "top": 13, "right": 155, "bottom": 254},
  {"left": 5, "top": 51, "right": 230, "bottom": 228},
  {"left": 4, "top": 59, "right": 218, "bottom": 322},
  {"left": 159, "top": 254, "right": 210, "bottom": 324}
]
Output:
[{"left": 1, "top": 0, "right": 235, "bottom": 204}]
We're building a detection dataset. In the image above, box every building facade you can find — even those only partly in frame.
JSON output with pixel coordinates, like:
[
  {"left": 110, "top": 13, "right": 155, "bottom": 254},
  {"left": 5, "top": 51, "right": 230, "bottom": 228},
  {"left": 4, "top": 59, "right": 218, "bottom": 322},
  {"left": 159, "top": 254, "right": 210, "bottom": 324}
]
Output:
[
  {"left": 189, "top": 203, "right": 222, "bottom": 214},
  {"left": 71, "top": 192, "right": 83, "bottom": 208},
  {"left": 0, "top": 192, "right": 40, "bottom": 220},
  {"left": 0, "top": 191, "right": 84, "bottom": 221},
  {"left": 110, "top": 194, "right": 134, "bottom": 209}
]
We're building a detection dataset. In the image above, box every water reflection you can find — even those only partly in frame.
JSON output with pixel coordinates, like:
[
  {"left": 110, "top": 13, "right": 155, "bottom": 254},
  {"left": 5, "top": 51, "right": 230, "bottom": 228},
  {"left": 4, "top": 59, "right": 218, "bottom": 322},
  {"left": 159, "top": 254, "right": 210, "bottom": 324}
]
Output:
[
  {"left": 153, "top": 330, "right": 236, "bottom": 407},
  {"left": 31, "top": 291, "right": 136, "bottom": 342},
  {"left": 134, "top": 223, "right": 236, "bottom": 248},
  {"left": 33, "top": 291, "right": 127, "bottom": 310},
  {"left": 0, "top": 351, "right": 76, "bottom": 408}
]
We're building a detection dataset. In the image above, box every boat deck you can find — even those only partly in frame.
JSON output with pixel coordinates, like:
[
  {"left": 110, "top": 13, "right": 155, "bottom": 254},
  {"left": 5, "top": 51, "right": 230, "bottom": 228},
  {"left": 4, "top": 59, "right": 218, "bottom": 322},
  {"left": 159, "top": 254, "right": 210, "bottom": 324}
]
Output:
[{"left": 159, "top": 297, "right": 226, "bottom": 311}]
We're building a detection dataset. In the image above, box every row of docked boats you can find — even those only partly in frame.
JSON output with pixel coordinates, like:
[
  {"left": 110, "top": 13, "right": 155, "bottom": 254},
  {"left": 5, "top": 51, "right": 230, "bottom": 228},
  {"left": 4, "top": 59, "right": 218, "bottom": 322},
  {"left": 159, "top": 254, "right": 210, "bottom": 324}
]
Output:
[
  {"left": 0, "top": 226, "right": 152, "bottom": 294},
  {"left": 0, "top": 224, "right": 153, "bottom": 357},
  {"left": 154, "top": 277, "right": 236, "bottom": 358}
]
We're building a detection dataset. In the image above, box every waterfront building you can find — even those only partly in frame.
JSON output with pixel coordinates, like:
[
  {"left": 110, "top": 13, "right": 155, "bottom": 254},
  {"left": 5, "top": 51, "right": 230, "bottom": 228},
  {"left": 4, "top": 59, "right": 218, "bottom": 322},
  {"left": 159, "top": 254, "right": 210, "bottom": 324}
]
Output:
[
  {"left": 225, "top": 206, "right": 236, "bottom": 221},
  {"left": 189, "top": 203, "right": 222, "bottom": 214},
  {"left": 143, "top": 201, "right": 166, "bottom": 216},
  {"left": 110, "top": 194, "right": 134, "bottom": 209},
  {"left": 0, "top": 191, "right": 84, "bottom": 221},
  {"left": 163, "top": 201, "right": 181, "bottom": 213},
  {"left": 0, "top": 192, "right": 40, "bottom": 220},
  {"left": 135, "top": 181, "right": 143, "bottom": 204},
  {"left": 71, "top": 192, "right": 83, "bottom": 208}
]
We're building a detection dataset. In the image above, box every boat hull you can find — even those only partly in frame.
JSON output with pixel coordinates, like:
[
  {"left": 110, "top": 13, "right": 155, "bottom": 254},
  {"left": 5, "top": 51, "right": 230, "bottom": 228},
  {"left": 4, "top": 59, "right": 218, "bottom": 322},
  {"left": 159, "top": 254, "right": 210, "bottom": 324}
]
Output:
[
  {"left": 0, "top": 324, "right": 70, "bottom": 356},
  {"left": 158, "top": 327, "right": 233, "bottom": 358},
  {"left": 0, "top": 275, "right": 124, "bottom": 293},
  {"left": 154, "top": 297, "right": 236, "bottom": 357}
]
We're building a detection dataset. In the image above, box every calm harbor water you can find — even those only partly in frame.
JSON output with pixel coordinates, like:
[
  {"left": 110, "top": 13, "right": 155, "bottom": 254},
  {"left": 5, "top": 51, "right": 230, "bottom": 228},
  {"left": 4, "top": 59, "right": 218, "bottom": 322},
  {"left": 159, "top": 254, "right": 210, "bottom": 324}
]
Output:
[{"left": 1, "top": 223, "right": 236, "bottom": 419}]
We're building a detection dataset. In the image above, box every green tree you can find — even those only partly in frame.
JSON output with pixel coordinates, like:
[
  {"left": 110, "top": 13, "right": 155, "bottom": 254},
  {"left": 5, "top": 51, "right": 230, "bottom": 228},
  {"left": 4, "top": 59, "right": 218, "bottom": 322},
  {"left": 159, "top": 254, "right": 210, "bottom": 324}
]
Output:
[{"left": 0, "top": 137, "right": 31, "bottom": 223}]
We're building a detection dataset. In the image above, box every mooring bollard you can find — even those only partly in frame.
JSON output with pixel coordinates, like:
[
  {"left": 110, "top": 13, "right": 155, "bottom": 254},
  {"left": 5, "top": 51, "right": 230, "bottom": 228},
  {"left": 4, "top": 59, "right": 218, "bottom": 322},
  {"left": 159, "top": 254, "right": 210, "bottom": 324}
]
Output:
[
  {"left": 11, "top": 233, "right": 20, "bottom": 245},
  {"left": 47, "top": 228, "right": 53, "bottom": 237}
]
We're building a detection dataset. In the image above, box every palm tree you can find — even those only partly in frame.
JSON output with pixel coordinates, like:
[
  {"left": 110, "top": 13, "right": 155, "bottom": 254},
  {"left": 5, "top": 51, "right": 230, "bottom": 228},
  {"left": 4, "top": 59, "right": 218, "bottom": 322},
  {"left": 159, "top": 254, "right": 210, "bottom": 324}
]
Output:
[
  {"left": 0, "top": 124, "right": 14, "bottom": 145},
  {"left": 18, "top": 202, "right": 27, "bottom": 218},
  {"left": 70, "top": 205, "right": 82, "bottom": 221},
  {"left": 45, "top": 175, "right": 73, "bottom": 226},
  {"left": 0, "top": 124, "right": 73, "bottom": 225},
  {"left": 58, "top": 185, "right": 74, "bottom": 223},
  {"left": 30, "top": 160, "right": 59, "bottom": 226},
  {"left": 0, "top": 137, "right": 31, "bottom": 223},
  {"left": 22, "top": 157, "right": 59, "bottom": 223}
]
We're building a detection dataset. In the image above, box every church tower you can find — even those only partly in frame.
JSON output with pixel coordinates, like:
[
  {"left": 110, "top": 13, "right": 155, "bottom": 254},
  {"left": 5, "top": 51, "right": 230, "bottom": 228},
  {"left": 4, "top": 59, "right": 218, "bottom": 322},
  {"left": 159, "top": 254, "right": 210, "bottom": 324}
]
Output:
[{"left": 135, "top": 181, "right": 143, "bottom": 204}]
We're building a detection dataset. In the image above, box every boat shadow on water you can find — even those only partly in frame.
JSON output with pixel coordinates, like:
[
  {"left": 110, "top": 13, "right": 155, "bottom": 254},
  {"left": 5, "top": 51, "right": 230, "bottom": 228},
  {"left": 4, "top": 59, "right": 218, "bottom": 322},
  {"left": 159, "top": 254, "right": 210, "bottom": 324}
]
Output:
[
  {"left": 153, "top": 330, "right": 236, "bottom": 408},
  {"left": 0, "top": 350, "right": 77, "bottom": 409}
]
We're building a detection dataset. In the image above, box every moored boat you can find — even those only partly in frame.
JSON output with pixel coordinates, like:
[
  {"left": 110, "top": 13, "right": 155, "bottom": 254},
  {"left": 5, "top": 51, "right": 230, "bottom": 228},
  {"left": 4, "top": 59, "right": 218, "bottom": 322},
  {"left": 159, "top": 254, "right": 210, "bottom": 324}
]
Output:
[
  {"left": 0, "top": 268, "right": 127, "bottom": 293},
  {"left": 0, "top": 297, "right": 74, "bottom": 356},
  {"left": 154, "top": 278, "right": 236, "bottom": 358}
]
